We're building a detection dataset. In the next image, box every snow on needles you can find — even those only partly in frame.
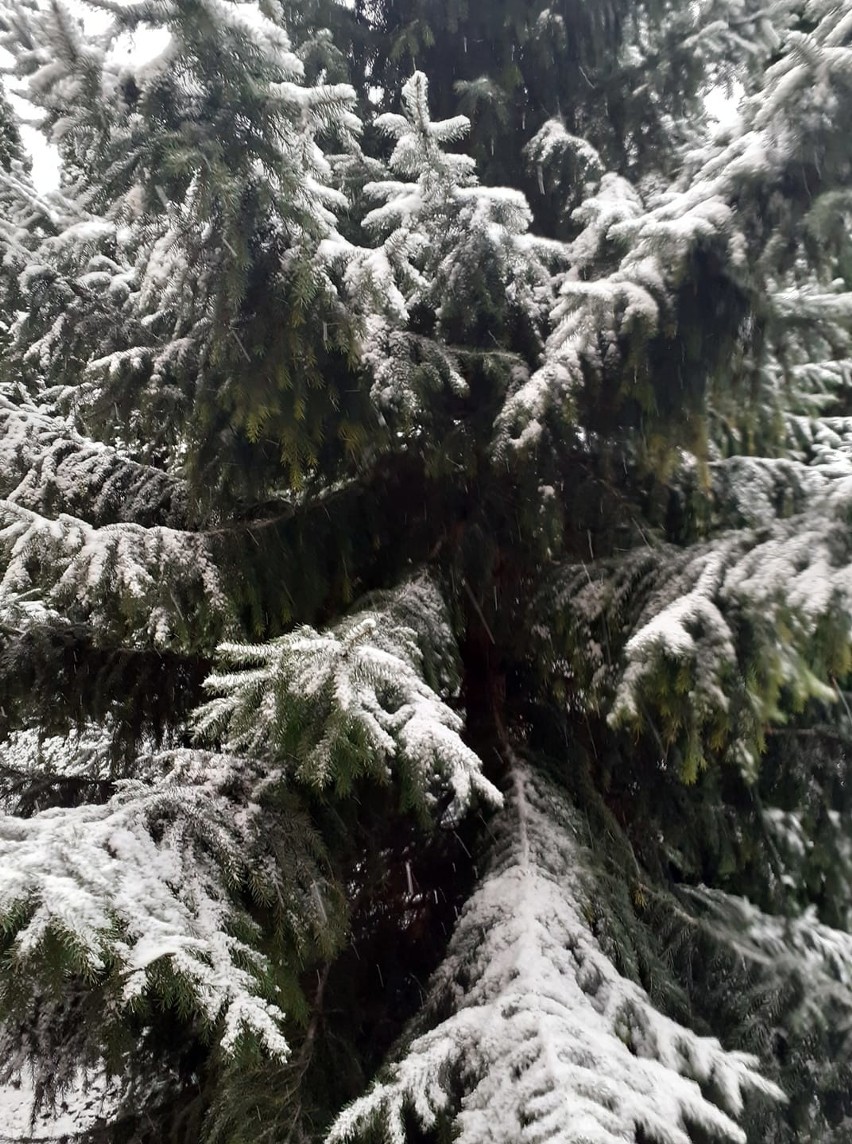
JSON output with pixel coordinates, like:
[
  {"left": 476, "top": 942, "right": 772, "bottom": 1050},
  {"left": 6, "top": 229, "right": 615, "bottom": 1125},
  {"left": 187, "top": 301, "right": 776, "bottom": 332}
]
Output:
[
  {"left": 0, "top": 749, "right": 292, "bottom": 1061},
  {"left": 196, "top": 575, "right": 500, "bottom": 821},
  {"left": 330, "top": 761, "right": 782, "bottom": 1144},
  {"left": 497, "top": 0, "right": 852, "bottom": 453},
  {"left": 0, "top": 387, "right": 183, "bottom": 526},
  {"left": 0, "top": 500, "right": 229, "bottom": 648}
]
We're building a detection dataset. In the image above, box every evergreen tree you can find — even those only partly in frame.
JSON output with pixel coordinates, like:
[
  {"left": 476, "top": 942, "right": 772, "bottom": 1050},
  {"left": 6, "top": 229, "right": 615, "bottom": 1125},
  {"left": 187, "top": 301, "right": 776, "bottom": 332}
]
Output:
[
  {"left": 357, "top": 0, "right": 790, "bottom": 234},
  {"left": 2, "top": 0, "right": 852, "bottom": 1142}
]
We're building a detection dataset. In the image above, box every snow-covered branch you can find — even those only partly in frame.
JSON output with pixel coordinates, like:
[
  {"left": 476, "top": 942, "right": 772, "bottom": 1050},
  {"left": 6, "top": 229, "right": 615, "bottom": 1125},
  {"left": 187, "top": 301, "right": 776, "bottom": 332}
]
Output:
[
  {"left": 0, "top": 499, "right": 231, "bottom": 649},
  {"left": 0, "top": 747, "right": 340, "bottom": 1064},
  {"left": 330, "top": 761, "right": 782, "bottom": 1144},
  {"left": 196, "top": 575, "right": 500, "bottom": 821}
]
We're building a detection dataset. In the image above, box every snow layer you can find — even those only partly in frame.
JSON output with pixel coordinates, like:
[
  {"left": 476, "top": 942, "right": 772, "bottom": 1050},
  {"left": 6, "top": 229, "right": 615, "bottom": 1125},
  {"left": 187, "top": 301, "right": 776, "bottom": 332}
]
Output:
[
  {"left": 0, "top": 1076, "right": 109, "bottom": 1141},
  {"left": 330, "top": 761, "right": 781, "bottom": 1144}
]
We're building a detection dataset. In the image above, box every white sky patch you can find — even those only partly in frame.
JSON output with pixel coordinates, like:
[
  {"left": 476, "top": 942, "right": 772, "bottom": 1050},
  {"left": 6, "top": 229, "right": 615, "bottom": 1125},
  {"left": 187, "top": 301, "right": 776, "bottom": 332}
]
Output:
[
  {"left": 109, "top": 24, "right": 172, "bottom": 68},
  {"left": 2, "top": 84, "right": 60, "bottom": 192},
  {"left": 705, "top": 80, "right": 744, "bottom": 130},
  {"left": 18, "top": 124, "right": 61, "bottom": 192},
  {"left": 4, "top": 4, "right": 170, "bottom": 193}
]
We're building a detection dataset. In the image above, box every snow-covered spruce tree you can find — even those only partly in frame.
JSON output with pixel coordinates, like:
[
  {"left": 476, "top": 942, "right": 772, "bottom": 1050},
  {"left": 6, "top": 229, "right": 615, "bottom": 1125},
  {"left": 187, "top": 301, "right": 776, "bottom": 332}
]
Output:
[
  {"left": 360, "top": 0, "right": 794, "bottom": 236},
  {"left": 3, "top": 0, "right": 852, "bottom": 1141}
]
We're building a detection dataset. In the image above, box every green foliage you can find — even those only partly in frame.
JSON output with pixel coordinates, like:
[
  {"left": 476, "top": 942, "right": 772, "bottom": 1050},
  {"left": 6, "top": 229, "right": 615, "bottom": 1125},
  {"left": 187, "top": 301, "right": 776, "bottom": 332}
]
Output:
[
  {"left": 195, "top": 575, "right": 500, "bottom": 820},
  {"left": 2, "top": 0, "right": 852, "bottom": 1141},
  {"left": 1, "top": 0, "right": 376, "bottom": 497}
]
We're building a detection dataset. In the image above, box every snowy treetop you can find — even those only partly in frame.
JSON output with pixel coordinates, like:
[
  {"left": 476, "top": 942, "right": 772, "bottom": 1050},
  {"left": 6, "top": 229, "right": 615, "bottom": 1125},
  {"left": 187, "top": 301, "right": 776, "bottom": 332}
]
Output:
[
  {"left": 498, "top": 0, "right": 852, "bottom": 454},
  {"left": 0, "top": 0, "right": 365, "bottom": 486}
]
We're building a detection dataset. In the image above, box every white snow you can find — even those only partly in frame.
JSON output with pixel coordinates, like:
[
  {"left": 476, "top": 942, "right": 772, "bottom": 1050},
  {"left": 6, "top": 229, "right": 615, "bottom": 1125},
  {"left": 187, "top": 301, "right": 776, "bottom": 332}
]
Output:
[
  {"left": 0, "top": 1076, "right": 109, "bottom": 1141},
  {"left": 330, "top": 761, "right": 782, "bottom": 1144},
  {"left": 197, "top": 575, "right": 501, "bottom": 821}
]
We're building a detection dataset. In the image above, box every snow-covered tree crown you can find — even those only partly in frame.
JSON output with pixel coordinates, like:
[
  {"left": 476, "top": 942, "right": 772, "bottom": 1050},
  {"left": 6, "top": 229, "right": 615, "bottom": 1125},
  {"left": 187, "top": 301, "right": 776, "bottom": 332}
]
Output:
[
  {"left": 0, "top": 0, "right": 368, "bottom": 490},
  {"left": 2, "top": 0, "right": 852, "bottom": 1140}
]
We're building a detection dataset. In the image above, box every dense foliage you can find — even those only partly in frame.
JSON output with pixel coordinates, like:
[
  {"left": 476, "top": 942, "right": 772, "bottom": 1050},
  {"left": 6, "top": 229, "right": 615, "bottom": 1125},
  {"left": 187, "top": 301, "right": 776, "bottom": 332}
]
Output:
[{"left": 2, "top": 0, "right": 852, "bottom": 1140}]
